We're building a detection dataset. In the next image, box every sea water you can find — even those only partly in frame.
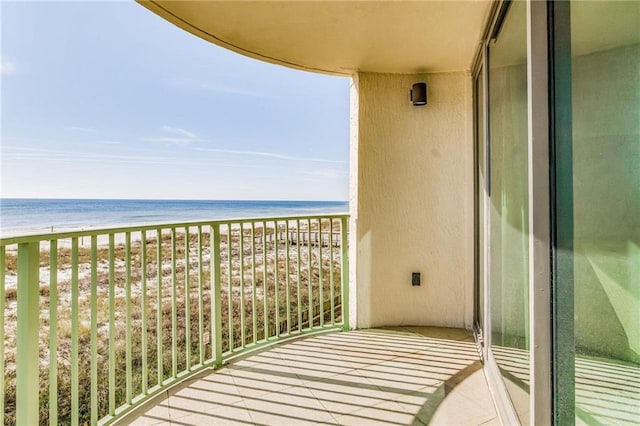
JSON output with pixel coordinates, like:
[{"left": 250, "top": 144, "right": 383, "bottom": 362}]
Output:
[{"left": 0, "top": 198, "right": 348, "bottom": 235}]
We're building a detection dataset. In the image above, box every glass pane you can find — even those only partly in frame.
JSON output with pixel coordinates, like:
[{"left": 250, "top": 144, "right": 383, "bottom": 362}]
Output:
[
  {"left": 475, "top": 68, "right": 485, "bottom": 335},
  {"left": 570, "top": 1, "right": 640, "bottom": 424},
  {"left": 488, "top": 1, "right": 529, "bottom": 423}
]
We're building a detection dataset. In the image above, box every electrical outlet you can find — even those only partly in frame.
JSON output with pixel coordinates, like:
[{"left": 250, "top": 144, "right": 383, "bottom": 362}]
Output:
[{"left": 412, "top": 272, "right": 421, "bottom": 286}]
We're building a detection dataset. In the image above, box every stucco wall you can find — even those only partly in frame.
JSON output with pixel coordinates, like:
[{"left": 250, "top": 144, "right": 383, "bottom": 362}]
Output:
[{"left": 350, "top": 72, "right": 473, "bottom": 329}]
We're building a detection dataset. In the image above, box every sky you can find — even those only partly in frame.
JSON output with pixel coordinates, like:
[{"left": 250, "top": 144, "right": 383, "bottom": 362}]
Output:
[{"left": 0, "top": 1, "right": 350, "bottom": 201}]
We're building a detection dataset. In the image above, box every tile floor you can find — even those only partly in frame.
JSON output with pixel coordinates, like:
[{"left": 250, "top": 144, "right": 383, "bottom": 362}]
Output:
[{"left": 132, "top": 327, "right": 499, "bottom": 425}]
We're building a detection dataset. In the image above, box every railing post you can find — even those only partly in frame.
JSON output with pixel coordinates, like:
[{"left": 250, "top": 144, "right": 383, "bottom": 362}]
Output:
[
  {"left": 340, "top": 217, "right": 349, "bottom": 331},
  {"left": 48, "top": 240, "right": 58, "bottom": 426},
  {"left": 212, "top": 224, "right": 223, "bottom": 365},
  {"left": 0, "top": 246, "right": 6, "bottom": 426},
  {"left": 16, "top": 242, "right": 40, "bottom": 425}
]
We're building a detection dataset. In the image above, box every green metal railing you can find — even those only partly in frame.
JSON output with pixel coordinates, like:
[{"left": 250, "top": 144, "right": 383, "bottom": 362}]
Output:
[{"left": 0, "top": 214, "right": 349, "bottom": 425}]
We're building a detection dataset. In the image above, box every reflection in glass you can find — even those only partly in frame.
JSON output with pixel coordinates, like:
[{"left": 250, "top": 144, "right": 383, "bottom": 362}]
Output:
[
  {"left": 488, "top": 1, "right": 529, "bottom": 423},
  {"left": 570, "top": 1, "right": 640, "bottom": 424}
]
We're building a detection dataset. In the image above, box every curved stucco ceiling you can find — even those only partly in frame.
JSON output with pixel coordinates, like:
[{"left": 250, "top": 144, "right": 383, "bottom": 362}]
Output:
[{"left": 139, "top": 1, "right": 492, "bottom": 76}]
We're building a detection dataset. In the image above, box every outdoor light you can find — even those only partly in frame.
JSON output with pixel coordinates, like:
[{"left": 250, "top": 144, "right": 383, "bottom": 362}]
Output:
[{"left": 410, "top": 82, "right": 427, "bottom": 106}]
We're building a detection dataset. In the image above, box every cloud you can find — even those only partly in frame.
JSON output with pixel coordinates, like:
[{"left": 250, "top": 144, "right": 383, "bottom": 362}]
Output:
[
  {"left": 298, "top": 169, "right": 347, "bottom": 179},
  {"left": 95, "top": 140, "right": 121, "bottom": 145},
  {"left": 167, "top": 79, "right": 273, "bottom": 98},
  {"left": 195, "top": 148, "right": 344, "bottom": 164},
  {"left": 142, "top": 125, "right": 202, "bottom": 145},
  {"left": 160, "top": 125, "right": 197, "bottom": 139},
  {"left": 0, "top": 59, "right": 17, "bottom": 75},
  {"left": 2, "top": 146, "right": 161, "bottom": 164},
  {"left": 1, "top": 145, "right": 266, "bottom": 169}
]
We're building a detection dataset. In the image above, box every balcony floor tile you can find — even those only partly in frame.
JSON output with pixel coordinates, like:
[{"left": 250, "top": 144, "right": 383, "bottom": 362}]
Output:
[{"left": 131, "top": 327, "right": 498, "bottom": 425}]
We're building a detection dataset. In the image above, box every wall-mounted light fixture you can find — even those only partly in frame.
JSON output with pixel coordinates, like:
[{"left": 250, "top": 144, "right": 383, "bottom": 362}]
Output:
[{"left": 410, "top": 82, "right": 427, "bottom": 106}]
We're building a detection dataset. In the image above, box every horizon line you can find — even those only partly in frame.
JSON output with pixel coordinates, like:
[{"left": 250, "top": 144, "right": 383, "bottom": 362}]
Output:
[{"left": 0, "top": 197, "right": 349, "bottom": 202}]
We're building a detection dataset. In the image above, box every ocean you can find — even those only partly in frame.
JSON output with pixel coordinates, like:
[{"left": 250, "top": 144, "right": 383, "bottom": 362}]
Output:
[{"left": 0, "top": 198, "right": 348, "bottom": 235}]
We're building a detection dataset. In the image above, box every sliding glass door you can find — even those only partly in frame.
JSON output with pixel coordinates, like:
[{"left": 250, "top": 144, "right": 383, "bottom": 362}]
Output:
[
  {"left": 474, "top": 64, "right": 486, "bottom": 347},
  {"left": 553, "top": 1, "right": 640, "bottom": 424},
  {"left": 473, "top": 1, "right": 638, "bottom": 423},
  {"left": 487, "top": 1, "right": 530, "bottom": 423}
]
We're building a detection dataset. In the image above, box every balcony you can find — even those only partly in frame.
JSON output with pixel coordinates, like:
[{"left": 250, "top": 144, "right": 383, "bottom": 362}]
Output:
[
  {"left": 0, "top": 214, "right": 350, "bottom": 425},
  {"left": 0, "top": 213, "right": 505, "bottom": 425}
]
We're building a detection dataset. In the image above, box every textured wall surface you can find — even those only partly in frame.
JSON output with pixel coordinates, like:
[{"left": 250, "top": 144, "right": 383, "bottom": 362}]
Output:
[{"left": 350, "top": 72, "right": 473, "bottom": 328}]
